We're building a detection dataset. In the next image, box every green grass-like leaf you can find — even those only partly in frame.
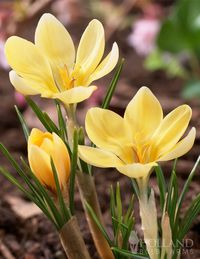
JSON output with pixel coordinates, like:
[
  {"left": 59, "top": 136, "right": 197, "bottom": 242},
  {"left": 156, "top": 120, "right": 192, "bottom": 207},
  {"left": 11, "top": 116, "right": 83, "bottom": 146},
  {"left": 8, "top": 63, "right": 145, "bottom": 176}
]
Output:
[
  {"left": 85, "top": 201, "right": 112, "bottom": 246},
  {"left": 178, "top": 194, "right": 200, "bottom": 241},
  {"left": 15, "top": 105, "right": 29, "bottom": 141},
  {"left": 20, "top": 158, "right": 64, "bottom": 229},
  {"left": 175, "top": 155, "right": 200, "bottom": 223},
  {"left": 155, "top": 166, "right": 166, "bottom": 211},
  {"left": 69, "top": 128, "right": 78, "bottom": 215},
  {"left": 101, "top": 59, "right": 124, "bottom": 109},
  {"left": 111, "top": 247, "right": 149, "bottom": 259},
  {"left": 56, "top": 101, "right": 68, "bottom": 141},
  {"left": 78, "top": 127, "right": 90, "bottom": 174},
  {"left": 26, "top": 97, "right": 59, "bottom": 134}
]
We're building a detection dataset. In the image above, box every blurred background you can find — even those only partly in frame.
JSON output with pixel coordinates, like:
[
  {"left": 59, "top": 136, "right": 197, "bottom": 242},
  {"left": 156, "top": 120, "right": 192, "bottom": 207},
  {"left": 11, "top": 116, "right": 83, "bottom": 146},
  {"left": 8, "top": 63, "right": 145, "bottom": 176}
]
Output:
[{"left": 0, "top": 0, "right": 199, "bottom": 258}]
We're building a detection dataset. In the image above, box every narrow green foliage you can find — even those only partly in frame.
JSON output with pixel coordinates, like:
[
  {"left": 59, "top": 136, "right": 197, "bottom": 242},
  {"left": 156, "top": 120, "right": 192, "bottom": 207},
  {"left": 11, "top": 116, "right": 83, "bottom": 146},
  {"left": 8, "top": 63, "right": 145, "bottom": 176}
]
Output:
[
  {"left": 158, "top": 157, "right": 200, "bottom": 259},
  {"left": 131, "top": 179, "right": 139, "bottom": 198},
  {"left": 56, "top": 101, "right": 68, "bottom": 141},
  {"left": 110, "top": 186, "right": 117, "bottom": 235},
  {"left": 110, "top": 183, "right": 135, "bottom": 250},
  {"left": 166, "top": 170, "right": 178, "bottom": 231},
  {"left": 15, "top": 105, "right": 29, "bottom": 141},
  {"left": 111, "top": 247, "right": 149, "bottom": 259},
  {"left": 0, "top": 144, "right": 67, "bottom": 229},
  {"left": 20, "top": 158, "right": 64, "bottom": 229},
  {"left": 51, "top": 158, "right": 71, "bottom": 222},
  {"left": 0, "top": 166, "right": 57, "bottom": 226},
  {"left": 43, "top": 112, "right": 59, "bottom": 134},
  {"left": 178, "top": 194, "right": 200, "bottom": 240},
  {"left": 0, "top": 166, "right": 33, "bottom": 200},
  {"left": 176, "top": 155, "right": 200, "bottom": 222},
  {"left": 116, "top": 182, "right": 122, "bottom": 223},
  {"left": 101, "top": 59, "right": 124, "bottom": 109},
  {"left": 55, "top": 102, "right": 71, "bottom": 156},
  {"left": 155, "top": 166, "right": 166, "bottom": 211},
  {"left": 69, "top": 128, "right": 78, "bottom": 215},
  {"left": 26, "top": 97, "right": 59, "bottom": 134},
  {"left": 0, "top": 143, "right": 41, "bottom": 194},
  {"left": 78, "top": 127, "right": 90, "bottom": 174},
  {"left": 85, "top": 201, "right": 112, "bottom": 246},
  {"left": 124, "top": 195, "right": 134, "bottom": 224}
]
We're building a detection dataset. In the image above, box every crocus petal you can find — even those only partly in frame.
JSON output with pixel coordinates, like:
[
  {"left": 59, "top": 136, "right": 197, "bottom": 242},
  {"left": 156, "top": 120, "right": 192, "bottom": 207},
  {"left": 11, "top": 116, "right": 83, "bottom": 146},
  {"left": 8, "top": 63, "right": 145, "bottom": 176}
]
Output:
[
  {"left": 124, "top": 87, "right": 163, "bottom": 143},
  {"left": 28, "top": 128, "right": 52, "bottom": 153},
  {"left": 85, "top": 108, "right": 133, "bottom": 164},
  {"left": 9, "top": 70, "right": 53, "bottom": 96},
  {"left": 9, "top": 70, "right": 39, "bottom": 95},
  {"left": 29, "top": 145, "right": 55, "bottom": 190},
  {"left": 87, "top": 42, "right": 119, "bottom": 85},
  {"left": 158, "top": 127, "right": 196, "bottom": 161},
  {"left": 35, "top": 13, "right": 75, "bottom": 71},
  {"left": 53, "top": 85, "right": 97, "bottom": 104},
  {"left": 5, "top": 36, "right": 57, "bottom": 93},
  {"left": 52, "top": 133, "right": 71, "bottom": 187},
  {"left": 117, "top": 162, "right": 157, "bottom": 178},
  {"left": 76, "top": 19, "right": 105, "bottom": 76},
  {"left": 78, "top": 145, "right": 124, "bottom": 168},
  {"left": 154, "top": 105, "right": 192, "bottom": 156}
]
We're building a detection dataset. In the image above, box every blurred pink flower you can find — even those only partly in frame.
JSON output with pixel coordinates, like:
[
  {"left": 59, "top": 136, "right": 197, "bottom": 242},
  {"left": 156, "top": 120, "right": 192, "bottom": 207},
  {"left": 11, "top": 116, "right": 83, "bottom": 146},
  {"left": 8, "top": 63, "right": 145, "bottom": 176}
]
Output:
[
  {"left": 0, "top": 38, "right": 9, "bottom": 70},
  {"left": 0, "top": 2, "right": 13, "bottom": 70},
  {"left": 86, "top": 87, "right": 104, "bottom": 107},
  {"left": 14, "top": 91, "right": 26, "bottom": 108},
  {"left": 128, "top": 18, "right": 160, "bottom": 56}
]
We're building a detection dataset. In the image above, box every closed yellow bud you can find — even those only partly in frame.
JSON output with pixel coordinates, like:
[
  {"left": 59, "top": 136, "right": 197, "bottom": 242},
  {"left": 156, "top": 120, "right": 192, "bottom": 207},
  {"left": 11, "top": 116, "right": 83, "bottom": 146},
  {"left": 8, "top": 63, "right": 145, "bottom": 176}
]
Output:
[{"left": 28, "top": 128, "right": 70, "bottom": 192}]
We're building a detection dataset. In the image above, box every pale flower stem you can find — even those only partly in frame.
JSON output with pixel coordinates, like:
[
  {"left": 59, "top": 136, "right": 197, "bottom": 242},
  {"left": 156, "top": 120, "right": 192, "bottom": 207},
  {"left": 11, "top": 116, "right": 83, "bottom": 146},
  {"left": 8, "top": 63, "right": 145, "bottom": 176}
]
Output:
[
  {"left": 77, "top": 171, "right": 115, "bottom": 259},
  {"left": 137, "top": 177, "right": 159, "bottom": 259},
  {"left": 59, "top": 216, "right": 91, "bottom": 259}
]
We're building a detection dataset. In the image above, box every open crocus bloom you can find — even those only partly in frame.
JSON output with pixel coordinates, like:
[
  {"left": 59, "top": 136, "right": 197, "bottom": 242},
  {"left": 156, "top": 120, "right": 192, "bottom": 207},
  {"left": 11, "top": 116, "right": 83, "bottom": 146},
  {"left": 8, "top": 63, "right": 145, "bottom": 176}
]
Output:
[
  {"left": 5, "top": 13, "right": 119, "bottom": 105},
  {"left": 28, "top": 128, "right": 71, "bottom": 192},
  {"left": 79, "top": 87, "right": 196, "bottom": 178}
]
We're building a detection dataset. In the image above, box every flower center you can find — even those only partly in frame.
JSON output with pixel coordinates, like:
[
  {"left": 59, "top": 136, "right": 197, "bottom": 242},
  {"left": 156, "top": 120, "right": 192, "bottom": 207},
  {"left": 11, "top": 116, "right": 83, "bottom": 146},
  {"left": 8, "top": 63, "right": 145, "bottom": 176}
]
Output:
[
  {"left": 133, "top": 142, "right": 157, "bottom": 164},
  {"left": 57, "top": 64, "right": 86, "bottom": 91}
]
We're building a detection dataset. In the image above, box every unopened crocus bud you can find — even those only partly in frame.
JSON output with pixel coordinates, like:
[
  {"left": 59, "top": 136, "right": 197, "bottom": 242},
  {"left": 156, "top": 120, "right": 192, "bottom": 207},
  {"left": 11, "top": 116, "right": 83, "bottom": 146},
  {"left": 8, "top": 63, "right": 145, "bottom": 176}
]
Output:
[{"left": 28, "top": 128, "right": 70, "bottom": 192}]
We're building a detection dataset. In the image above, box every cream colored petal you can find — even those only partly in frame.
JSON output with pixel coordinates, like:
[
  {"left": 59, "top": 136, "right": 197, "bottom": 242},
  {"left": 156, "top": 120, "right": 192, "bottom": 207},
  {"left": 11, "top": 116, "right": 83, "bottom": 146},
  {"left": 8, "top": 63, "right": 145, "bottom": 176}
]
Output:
[
  {"left": 52, "top": 133, "right": 70, "bottom": 187},
  {"left": 5, "top": 36, "right": 57, "bottom": 93},
  {"left": 117, "top": 162, "right": 157, "bottom": 179},
  {"left": 29, "top": 145, "right": 55, "bottom": 190},
  {"left": 158, "top": 127, "right": 196, "bottom": 161},
  {"left": 124, "top": 87, "right": 163, "bottom": 143},
  {"left": 87, "top": 42, "right": 119, "bottom": 85},
  {"left": 85, "top": 107, "right": 133, "bottom": 164},
  {"left": 53, "top": 85, "right": 97, "bottom": 104},
  {"left": 78, "top": 145, "right": 124, "bottom": 168},
  {"left": 76, "top": 19, "right": 105, "bottom": 76},
  {"left": 10, "top": 70, "right": 41, "bottom": 95},
  {"left": 35, "top": 13, "right": 75, "bottom": 70},
  {"left": 154, "top": 105, "right": 192, "bottom": 156}
]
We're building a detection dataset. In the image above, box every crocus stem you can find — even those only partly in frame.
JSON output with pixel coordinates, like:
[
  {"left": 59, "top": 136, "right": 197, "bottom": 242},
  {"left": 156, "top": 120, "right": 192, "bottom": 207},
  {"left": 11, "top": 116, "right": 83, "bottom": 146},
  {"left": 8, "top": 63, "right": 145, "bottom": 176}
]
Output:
[
  {"left": 59, "top": 216, "right": 91, "bottom": 259},
  {"left": 137, "top": 177, "right": 159, "bottom": 259},
  {"left": 77, "top": 171, "right": 115, "bottom": 259}
]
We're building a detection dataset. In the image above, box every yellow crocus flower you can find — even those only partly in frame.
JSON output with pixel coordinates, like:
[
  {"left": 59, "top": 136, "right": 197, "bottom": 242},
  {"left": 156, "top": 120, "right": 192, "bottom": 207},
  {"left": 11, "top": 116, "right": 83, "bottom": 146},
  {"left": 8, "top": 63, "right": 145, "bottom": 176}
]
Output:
[
  {"left": 28, "top": 128, "right": 70, "bottom": 192},
  {"left": 78, "top": 87, "right": 196, "bottom": 178},
  {"left": 5, "top": 13, "right": 119, "bottom": 105}
]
